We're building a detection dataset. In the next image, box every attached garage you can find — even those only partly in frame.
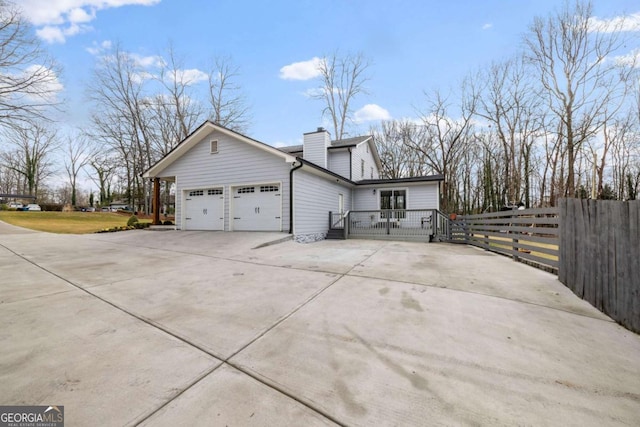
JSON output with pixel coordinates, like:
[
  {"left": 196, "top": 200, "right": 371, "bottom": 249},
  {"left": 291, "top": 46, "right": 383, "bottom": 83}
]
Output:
[
  {"left": 232, "top": 183, "right": 282, "bottom": 231},
  {"left": 184, "top": 188, "right": 224, "bottom": 230}
]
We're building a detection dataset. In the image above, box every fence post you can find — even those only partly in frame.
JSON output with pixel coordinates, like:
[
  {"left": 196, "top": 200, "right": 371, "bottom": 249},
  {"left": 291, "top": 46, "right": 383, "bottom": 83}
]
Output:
[
  {"left": 512, "top": 210, "right": 519, "bottom": 262},
  {"left": 328, "top": 211, "right": 332, "bottom": 229},
  {"left": 386, "top": 211, "right": 390, "bottom": 235},
  {"left": 344, "top": 212, "right": 349, "bottom": 239}
]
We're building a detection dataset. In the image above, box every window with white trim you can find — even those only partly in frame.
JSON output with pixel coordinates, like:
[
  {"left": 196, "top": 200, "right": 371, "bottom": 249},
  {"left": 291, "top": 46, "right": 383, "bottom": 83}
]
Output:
[
  {"left": 210, "top": 139, "right": 218, "bottom": 154},
  {"left": 381, "top": 189, "right": 406, "bottom": 219},
  {"left": 361, "top": 159, "right": 365, "bottom": 177},
  {"left": 237, "top": 187, "right": 255, "bottom": 194},
  {"left": 208, "top": 189, "right": 222, "bottom": 195}
]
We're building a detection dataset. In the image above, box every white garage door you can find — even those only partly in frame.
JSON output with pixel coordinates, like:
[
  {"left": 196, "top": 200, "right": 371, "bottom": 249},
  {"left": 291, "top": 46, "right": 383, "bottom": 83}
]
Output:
[
  {"left": 232, "top": 184, "right": 281, "bottom": 231},
  {"left": 184, "top": 188, "right": 224, "bottom": 230}
]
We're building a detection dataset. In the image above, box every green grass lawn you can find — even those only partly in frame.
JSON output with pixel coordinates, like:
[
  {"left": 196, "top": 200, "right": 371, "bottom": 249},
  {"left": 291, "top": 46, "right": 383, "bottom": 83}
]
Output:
[{"left": 0, "top": 211, "right": 150, "bottom": 234}]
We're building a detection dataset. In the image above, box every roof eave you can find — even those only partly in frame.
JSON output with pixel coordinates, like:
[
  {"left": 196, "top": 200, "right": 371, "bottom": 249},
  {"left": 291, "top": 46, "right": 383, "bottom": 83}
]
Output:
[{"left": 143, "top": 121, "right": 296, "bottom": 178}]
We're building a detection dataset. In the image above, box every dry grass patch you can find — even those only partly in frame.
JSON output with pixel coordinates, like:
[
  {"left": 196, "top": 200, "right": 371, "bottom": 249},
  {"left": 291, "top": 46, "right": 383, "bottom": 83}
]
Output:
[
  {"left": 484, "top": 235, "right": 559, "bottom": 261},
  {"left": 0, "top": 211, "right": 150, "bottom": 234}
]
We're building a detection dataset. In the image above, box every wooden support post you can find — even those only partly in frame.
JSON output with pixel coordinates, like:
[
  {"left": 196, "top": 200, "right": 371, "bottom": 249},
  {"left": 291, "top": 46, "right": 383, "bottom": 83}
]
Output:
[
  {"left": 152, "top": 178, "right": 161, "bottom": 225},
  {"left": 512, "top": 211, "right": 519, "bottom": 262}
]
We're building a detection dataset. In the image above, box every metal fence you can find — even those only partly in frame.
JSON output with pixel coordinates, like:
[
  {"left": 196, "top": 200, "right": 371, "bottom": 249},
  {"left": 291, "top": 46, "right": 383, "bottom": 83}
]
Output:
[{"left": 335, "top": 209, "right": 449, "bottom": 242}]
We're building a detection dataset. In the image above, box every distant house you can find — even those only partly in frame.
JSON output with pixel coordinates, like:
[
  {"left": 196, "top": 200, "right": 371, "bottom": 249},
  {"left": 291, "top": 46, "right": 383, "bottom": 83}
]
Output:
[
  {"left": 109, "top": 201, "right": 130, "bottom": 211},
  {"left": 143, "top": 121, "right": 443, "bottom": 241}
]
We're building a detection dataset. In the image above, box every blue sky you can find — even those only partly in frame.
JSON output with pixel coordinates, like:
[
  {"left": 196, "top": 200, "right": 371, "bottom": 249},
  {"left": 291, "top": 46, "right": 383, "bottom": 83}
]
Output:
[{"left": 18, "top": 0, "right": 640, "bottom": 147}]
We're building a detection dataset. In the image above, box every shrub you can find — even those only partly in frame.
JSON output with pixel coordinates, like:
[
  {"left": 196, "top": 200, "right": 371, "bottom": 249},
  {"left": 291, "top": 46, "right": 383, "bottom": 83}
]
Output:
[
  {"left": 163, "top": 220, "right": 173, "bottom": 225},
  {"left": 0, "top": 204, "right": 7, "bottom": 211},
  {"left": 126, "top": 215, "right": 139, "bottom": 227}
]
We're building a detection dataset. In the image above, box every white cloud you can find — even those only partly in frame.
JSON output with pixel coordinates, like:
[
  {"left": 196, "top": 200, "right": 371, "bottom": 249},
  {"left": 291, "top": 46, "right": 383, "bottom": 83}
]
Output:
[
  {"left": 614, "top": 48, "right": 640, "bottom": 68},
  {"left": 23, "top": 65, "right": 64, "bottom": 102},
  {"left": 130, "top": 53, "right": 164, "bottom": 68},
  {"left": 354, "top": 104, "right": 391, "bottom": 123},
  {"left": 36, "top": 26, "right": 65, "bottom": 44},
  {"left": 131, "top": 71, "right": 156, "bottom": 84},
  {"left": 482, "top": 23, "right": 493, "bottom": 30},
  {"left": 86, "top": 39, "right": 112, "bottom": 55},
  {"left": 279, "top": 57, "right": 323, "bottom": 80},
  {"left": 18, "top": 0, "right": 161, "bottom": 43},
  {"left": 301, "top": 87, "right": 324, "bottom": 98},
  {"left": 36, "top": 22, "right": 90, "bottom": 43},
  {"left": 70, "top": 7, "right": 96, "bottom": 23},
  {"left": 588, "top": 12, "right": 640, "bottom": 33},
  {"left": 172, "top": 68, "right": 209, "bottom": 85}
]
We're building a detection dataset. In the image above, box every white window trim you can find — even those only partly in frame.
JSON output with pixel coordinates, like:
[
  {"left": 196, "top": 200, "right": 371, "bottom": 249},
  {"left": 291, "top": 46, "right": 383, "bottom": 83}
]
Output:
[{"left": 210, "top": 139, "right": 218, "bottom": 154}]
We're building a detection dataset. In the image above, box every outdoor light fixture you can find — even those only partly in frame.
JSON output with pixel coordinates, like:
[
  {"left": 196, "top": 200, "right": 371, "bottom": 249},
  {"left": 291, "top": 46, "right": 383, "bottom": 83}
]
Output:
[{"left": 373, "top": 189, "right": 376, "bottom": 195}]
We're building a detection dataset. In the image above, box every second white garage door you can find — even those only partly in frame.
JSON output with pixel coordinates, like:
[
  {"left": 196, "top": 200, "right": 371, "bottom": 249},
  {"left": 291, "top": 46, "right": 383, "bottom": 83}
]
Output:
[
  {"left": 184, "top": 188, "right": 224, "bottom": 230},
  {"left": 232, "top": 184, "right": 281, "bottom": 231}
]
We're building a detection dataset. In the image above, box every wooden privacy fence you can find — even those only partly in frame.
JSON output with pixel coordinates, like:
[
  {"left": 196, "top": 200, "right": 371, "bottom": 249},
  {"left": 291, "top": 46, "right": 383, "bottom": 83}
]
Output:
[
  {"left": 559, "top": 199, "right": 640, "bottom": 333},
  {"left": 449, "top": 208, "right": 560, "bottom": 272}
]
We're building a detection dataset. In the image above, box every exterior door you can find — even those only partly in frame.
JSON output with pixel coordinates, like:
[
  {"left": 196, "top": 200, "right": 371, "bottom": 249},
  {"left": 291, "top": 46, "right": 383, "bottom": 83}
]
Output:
[
  {"left": 232, "top": 184, "right": 281, "bottom": 231},
  {"left": 380, "top": 189, "right": 406, "bottom": 219},
  {"left": 184, "top": 188, "right": 224, "bottom": 230}
]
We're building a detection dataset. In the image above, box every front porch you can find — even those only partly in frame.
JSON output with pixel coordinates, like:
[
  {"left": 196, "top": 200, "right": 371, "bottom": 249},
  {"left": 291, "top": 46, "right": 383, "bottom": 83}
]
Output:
[{"left": 328, "top": 209, "right": 450, "bottom": 242}]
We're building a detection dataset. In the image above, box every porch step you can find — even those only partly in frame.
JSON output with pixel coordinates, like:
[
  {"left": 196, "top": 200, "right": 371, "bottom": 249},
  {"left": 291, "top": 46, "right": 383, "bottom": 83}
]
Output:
[{"left": 326, "top": 228, "right": 345, "bottom": 240}]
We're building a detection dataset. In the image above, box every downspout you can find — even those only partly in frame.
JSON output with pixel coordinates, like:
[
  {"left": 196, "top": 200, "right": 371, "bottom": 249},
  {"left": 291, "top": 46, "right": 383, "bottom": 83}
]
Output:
[
  {"left": 348, "top": 148, "right": 353, "bottom": 180},
  {"left": 289, "top": 160, "right": 303, "bottom": 234}
]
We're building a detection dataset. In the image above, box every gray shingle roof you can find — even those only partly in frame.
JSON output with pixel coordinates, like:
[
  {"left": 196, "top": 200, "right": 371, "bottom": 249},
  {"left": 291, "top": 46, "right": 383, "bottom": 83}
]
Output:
[
  {"left": 278, "top": 135, "right": 372, "bottom": 154},
  {"left": 330, "top": 135, "right": 371, "bottom": 147},
  {"left": 278, "top": 144, "right": 303, "bottom": 154}
]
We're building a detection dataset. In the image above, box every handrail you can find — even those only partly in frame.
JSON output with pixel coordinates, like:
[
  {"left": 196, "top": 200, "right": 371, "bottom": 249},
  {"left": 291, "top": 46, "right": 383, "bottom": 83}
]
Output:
[{"left": 331, "top": 210, "right": 350, "bottom": 229}]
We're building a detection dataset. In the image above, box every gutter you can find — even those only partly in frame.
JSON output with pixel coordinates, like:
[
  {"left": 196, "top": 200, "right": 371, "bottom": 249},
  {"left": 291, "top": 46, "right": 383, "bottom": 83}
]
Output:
[{"left": 288, "top": 160, "right": 304, "bottom": 234}]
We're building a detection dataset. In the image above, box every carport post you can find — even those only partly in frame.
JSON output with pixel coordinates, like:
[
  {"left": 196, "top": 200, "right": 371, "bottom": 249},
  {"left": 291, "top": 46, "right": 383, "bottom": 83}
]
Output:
[{"left": 152, "top": 178, "right": 161, "bottom": 225}]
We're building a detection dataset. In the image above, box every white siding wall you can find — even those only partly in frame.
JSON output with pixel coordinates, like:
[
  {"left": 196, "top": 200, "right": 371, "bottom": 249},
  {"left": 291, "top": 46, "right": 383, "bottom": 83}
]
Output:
[
  {"left": 354, "top": 182, "right": 440, "bottom": 211},
  {"left": 327, "top": 150, "right": 351, "bottom": 179},
  {"left": 303, "top": 130, "right": 330, "bottom": 168},
  {"left": 351, "top": 140, "right": 380, "bottom": 181},
  {"left": 406, "top": 183, "right": 440, "bottom": 210},
  {"left": 354, "top": 187, "right": 379, "bottom": 210},
  {"left": 293, "top": 170, "right": 352, "bottom": 236},
  {"left": 161, "top": 130, "right": 291, "bottom": 231}
]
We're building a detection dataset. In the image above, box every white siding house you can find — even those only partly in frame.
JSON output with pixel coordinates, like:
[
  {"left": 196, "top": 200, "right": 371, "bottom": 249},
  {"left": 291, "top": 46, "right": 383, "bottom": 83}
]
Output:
[
  {"left": 143, "top": 121, "right": 443, "bottom": 241},
  {"left": 293, "top": 169, "right": 352, "bottom": 236},
  {"left": 327, "top": 149, "right": 350, "bottom": 178}
]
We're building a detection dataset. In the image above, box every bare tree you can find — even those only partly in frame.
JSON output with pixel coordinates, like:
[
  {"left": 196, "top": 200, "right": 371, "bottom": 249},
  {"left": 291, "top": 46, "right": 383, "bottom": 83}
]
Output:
[
  {"left": 87, "top": 43, "right": 154, "bottom": 212},
  {"left": 88, "top": 152, "right": 118, "bottom": 207},
  {"left": 372, "top": 120, "right": 430, "bottom": 179},
  {"left": 153, "top": 44, "right": 204, "bottom": 147},
  {"left": 407, "top": 85, "right": 478, "bottom": 213},
  {"left": 206, "top": 56, "right": 250, "bottom": 132},
  {"left": 476, "top": 56, "right": 543, "bottom": 207},
  {"left": 63, "top": 133, "right": 93, "bottom": 206},
  {"left": 1, "top": 124, "right": 58, "bottom": 197},
  {"left": 0, "top": 1, "right": 61, "bottom": 129},
  {"left": 524, "top": 0, "right": 633, "bottom": 197},
  {"left": 314, "top": 52, "right": 370, "bottom": 140}
]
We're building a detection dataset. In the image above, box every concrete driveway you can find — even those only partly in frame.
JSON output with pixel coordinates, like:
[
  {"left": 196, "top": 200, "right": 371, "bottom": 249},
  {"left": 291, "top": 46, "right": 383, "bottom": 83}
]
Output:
[{"left": 1, "top": 225, "right": 639, "bottom": 426}]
